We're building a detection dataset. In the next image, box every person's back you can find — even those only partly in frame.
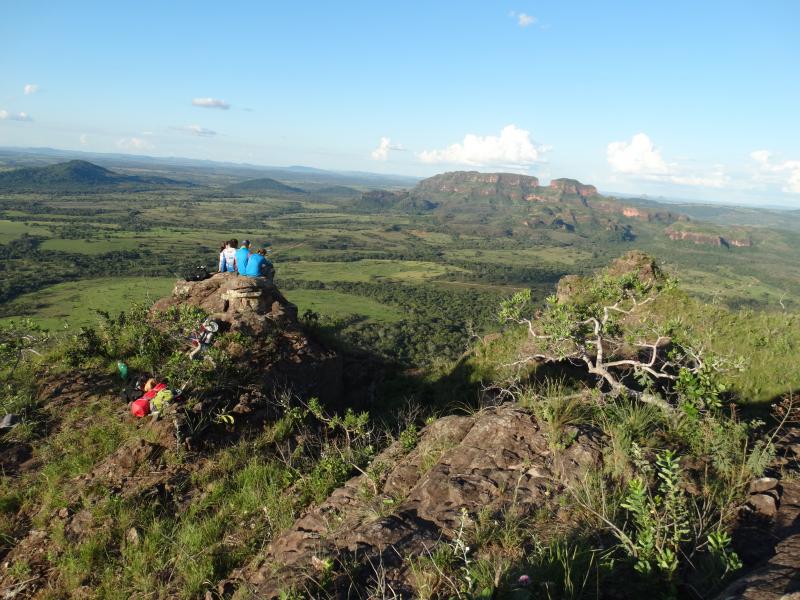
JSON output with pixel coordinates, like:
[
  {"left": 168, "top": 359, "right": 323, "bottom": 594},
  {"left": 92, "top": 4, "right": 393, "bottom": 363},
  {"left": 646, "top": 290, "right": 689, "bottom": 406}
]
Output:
[
  {"left": 235, "top": 240, "right": 251, "bottom": 275},
  {"left": 217, "top": 242, "right": 227, "bottom": 273},
  {"left": 244, "top": 252, "right": 266, "bottom": 278},
  {"left": 221, "top": 242, "right": 237, "bottom": 272}
]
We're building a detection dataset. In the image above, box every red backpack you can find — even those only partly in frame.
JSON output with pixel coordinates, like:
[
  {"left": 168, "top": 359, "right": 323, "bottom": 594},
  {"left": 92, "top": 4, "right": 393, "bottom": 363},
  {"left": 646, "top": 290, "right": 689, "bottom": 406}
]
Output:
[{"left": 130, "top": 383, "right": 168, "bottom": 418}]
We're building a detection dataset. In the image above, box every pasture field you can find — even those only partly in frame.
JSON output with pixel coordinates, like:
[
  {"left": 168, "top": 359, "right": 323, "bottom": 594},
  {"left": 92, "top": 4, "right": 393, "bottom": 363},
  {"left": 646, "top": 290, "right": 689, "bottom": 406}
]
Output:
[
  {"left": 0, "top": 219, "right": 51, "bottom": 243},
  {"left": 4, "top": 277, "right": 176, "bottom": 330},
  {"left": 39, "top": 238, "right": 142, "bottom": 254},
  {"left": 277, "top": 259, "right": 464, "bottom": 283},
  {"left": 283, "top": 289, "right": 403, "bottom": 322}
]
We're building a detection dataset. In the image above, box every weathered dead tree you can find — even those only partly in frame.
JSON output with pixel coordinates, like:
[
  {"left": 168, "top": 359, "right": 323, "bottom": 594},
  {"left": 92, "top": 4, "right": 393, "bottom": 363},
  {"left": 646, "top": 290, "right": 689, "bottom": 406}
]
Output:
[{"left": 499, "top": 265, "right": 709, "bottom": 413}]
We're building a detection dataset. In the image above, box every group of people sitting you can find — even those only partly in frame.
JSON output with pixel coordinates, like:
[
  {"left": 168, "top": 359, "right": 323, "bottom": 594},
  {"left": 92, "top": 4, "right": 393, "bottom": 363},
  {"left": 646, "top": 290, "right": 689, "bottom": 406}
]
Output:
[{"left": 218, "top": 238, "right": 274, "bottom": 282}]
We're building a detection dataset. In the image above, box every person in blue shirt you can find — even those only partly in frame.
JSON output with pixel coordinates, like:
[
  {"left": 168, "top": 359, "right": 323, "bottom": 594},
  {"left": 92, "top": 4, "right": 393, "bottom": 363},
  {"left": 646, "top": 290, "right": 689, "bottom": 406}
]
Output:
[
  {"left": 235, "top": 240, "right": 251, "bottom": 275},
  {"left": 244, "top": 248, "right": 274, "bottom": 281}
]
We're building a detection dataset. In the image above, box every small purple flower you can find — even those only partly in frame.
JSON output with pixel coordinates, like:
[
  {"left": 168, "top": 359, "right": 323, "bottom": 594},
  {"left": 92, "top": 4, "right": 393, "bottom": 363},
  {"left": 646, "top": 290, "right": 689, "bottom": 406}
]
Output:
[{"left": 518, "top": 574, "right": 531, "bottom": 587}]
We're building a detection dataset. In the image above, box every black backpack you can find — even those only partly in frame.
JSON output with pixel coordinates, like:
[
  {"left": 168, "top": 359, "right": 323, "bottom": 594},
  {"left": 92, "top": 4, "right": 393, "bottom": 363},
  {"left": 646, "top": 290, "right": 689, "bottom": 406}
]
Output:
[{"left": 184, "top": 265, "right": 211, "bottom": 282}]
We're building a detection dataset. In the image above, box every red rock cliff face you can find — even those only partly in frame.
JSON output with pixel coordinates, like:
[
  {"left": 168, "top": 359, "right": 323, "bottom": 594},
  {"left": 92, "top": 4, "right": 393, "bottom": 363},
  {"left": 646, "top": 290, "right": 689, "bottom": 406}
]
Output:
[
  {"left": 622, "top": 207, "right": 648, "bottom": 219},
  {"left": 549, "top": 178, "right": 598, "bottom": 197},
  {"left": 665, "top": 229, "right": 752, "bottom": 248},
  {"left": 592, "top": 201, "right": 685, "bottom": 224}
]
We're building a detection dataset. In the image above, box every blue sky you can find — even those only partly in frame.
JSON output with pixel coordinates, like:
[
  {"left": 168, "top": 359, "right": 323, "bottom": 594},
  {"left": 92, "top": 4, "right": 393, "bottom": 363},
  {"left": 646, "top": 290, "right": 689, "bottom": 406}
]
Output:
[{"left": 1, "top": 1, "right": 798, "bottom": 205}]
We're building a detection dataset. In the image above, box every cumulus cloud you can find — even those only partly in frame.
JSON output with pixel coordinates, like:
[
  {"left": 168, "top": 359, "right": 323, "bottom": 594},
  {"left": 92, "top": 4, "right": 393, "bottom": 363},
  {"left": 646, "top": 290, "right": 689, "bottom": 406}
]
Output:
[
  {"left": 116, "top": 137, "right": 154, "bottom": 151},
  {"left": 0, "top": 110, "right": 33, "bottom": 121},
  {"left": 607, "top": 133, "right": 669, "bottom": 175},
  {"left": 509, "top": 11, "right": 537, "bottom": 27},
  {"left": 418, "top": 124, "right": 546, "bottom": 169},
  {"left": 607, "top": 133, "right": 728, "bottom": 188},
  {"left": 23, "top": 83, "right": 39, "bottom": 95},
  {"left": 370, "top": 137, "right": 405, "bottom": 161},
  {"left": 192, "top": 97, "right": 230, "bottom": 110},
  {"left": 750, "top": 150, "right": 800, "bottom": 194},
  {"left": 79, "top": 134, "right": 88, "bottom": 145},
  {"left": 175, "top": 124, "right": 217, "bottom": 137},
  {"left": 517, "top": 13, "right": 536, "bottom": 27}
]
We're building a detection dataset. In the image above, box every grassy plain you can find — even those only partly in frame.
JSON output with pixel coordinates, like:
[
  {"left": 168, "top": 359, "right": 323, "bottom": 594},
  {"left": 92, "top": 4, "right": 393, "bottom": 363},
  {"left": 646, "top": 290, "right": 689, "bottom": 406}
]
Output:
[
  {"left": 1, "top": 181, "right": 799, "bottom": 332},
  {"left": 4, "top": 277, "right": 176, "bottom": 330},
  {"left": 284, "top": 289, "right": 404, "bottom": 322},
  {"left": 277, "top": 259, "right": 462, "bottom": 283},
  {"left": 0, "top": 219, "right": 51, "bottom": 242}
]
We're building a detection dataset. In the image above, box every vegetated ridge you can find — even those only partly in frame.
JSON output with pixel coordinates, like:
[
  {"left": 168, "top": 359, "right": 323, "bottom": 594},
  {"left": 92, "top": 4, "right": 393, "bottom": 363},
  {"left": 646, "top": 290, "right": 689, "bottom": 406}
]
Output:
[
  {"left": 0, "top": 160, "right": 190, "bottom": 192},
  {"left": 226, "top": 177, "right": 306, "bottom": 196},
  {"left": 0, "top": 254, "right": 798, "bottom": 598}
]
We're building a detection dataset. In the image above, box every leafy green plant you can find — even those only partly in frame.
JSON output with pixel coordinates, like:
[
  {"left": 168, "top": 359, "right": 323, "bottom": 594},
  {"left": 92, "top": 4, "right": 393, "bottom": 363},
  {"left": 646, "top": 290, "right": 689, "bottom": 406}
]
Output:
[
  {"left": 676, "top": 365, "right": 726, "bottom": 411},
  {"left": 619, "top": 449, "right": 687, "bottom": 578},
  {"left": 399, "top": 423, "right": 419, "bottom": 451}
]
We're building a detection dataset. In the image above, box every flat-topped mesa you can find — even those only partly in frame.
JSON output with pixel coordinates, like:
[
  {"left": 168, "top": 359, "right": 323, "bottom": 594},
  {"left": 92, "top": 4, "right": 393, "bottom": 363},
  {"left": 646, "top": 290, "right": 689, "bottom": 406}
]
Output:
[
  {"left": 415, "top": 171, "right": 540, "bottom": 199},
  {"left": 548, "top": 178, "right": 598, "bottom": 197}
]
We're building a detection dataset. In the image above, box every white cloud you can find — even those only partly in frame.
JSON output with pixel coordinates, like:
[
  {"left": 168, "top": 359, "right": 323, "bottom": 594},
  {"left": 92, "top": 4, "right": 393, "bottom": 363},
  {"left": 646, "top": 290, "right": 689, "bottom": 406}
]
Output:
[
  {"left": 509, "top": 11, "right": 537, "bottom": 27},
  {"left": 418, "top": 124, "right": 546, "bottom": 169},
  {"left": 607, "top": 133, "right": 669, "bottom": 175},
  {"left": 607, "top": 133, "right": 728, "bottom": 188},
  {"left": 116, "top": 137, "right": 154, "bottom": 151},
  {"left": 517, "top": 13, "right": 536, "bottom": 27},
  {"left": 192, "top": 97, "right": 230, "bottom": 110},
  {"left": 176, "top": 124, "right": 217, "bottom": 137},
  {"left": 750, "top": 150, "right": 800, "bottom": 194},
  {"left": 370, "top": 136, "right": 404, "bottom": 161},
  {"left": 79, "top": 134, "right": 88, "bottom": 145},
  {"left": 0, "top": 110, "right": 33, "bottom": 121},
  {"left": 23, "top": 83, "right": 39, "bottom": 95}
]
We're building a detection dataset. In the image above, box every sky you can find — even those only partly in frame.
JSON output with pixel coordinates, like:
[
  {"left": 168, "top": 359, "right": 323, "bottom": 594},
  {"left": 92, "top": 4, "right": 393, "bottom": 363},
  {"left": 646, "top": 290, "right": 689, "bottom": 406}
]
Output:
[{"left": 1, "top": 0, "right": 799, "bottom": 206}]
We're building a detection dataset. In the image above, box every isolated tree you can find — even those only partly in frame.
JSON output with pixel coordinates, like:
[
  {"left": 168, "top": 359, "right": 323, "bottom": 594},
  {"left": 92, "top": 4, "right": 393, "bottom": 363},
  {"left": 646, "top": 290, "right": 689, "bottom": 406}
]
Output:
[
  {"left": 500, "top": 253, "right": 723, "bottom": 413},
  {"left": 0, "top": 319, "right": 48, "bottom": 378}
]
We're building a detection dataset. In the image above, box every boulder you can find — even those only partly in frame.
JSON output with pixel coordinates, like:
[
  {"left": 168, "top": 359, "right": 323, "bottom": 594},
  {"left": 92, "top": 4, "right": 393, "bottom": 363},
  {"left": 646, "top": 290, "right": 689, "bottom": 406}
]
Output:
[
  {"left": 749, "top": 494, "right": 778, "bottom": 519},
  {"left": 151, "top": 273, "right": 298, "bottom": 336},
  {"left": 750, "top": 477, "right": 779, "bottom": 494},
  {"left": 150, "top": 274, "right": 342, "bottom": 404},
  {"left": 233, "top": 404, "right": 604, "bottom": 597}
]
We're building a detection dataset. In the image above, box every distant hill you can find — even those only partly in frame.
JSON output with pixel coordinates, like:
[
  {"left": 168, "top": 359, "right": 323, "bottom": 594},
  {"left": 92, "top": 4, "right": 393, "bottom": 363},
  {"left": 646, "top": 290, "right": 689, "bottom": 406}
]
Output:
[
  {"left": 227, "top": 177, "right": 305, "bottom": 195},
  {"left": 0, "top": 147, "right": 420, "bottom": 188},
  {"left": 0, "top": 160, "right": 189, "bottom": 192},
  {"left": 345, "top": 170, "right": 698, "bottom": 242}
]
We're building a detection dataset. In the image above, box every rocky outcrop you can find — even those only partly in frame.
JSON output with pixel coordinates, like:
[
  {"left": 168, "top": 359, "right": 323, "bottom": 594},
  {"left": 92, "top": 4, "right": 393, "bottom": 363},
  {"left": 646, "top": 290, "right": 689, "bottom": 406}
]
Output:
[
  {"left": 152, "top": 273, "right": 297, "bottom": 334},
  {"left": 717, "top": 425, "right": 800, "bottom": 599},
  {"left": 591, "top": 201, "right": 685, "bottom": 224},
  {"left": 720, "top": 478, "right": 800, "bottom": 599},
  {"left": 151, "top": 274, "right": 342, "bottom": 404},
  {"left": 665, "top": 228, "right": 752, "bottom": 248},
  {"left": 549, "top": 178, "right": 598, "bottom": 197},
  {"left": 233, "top": 405, "right": 604, "bottom": 597},
  {"left": 415, "top": 171, "right": 540, "bottom": 202}
]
